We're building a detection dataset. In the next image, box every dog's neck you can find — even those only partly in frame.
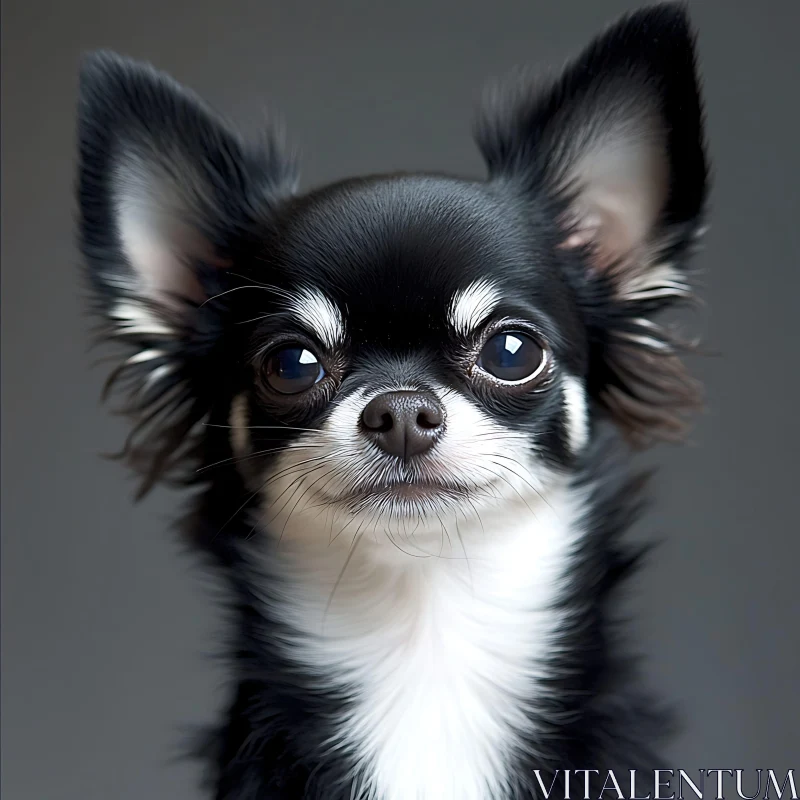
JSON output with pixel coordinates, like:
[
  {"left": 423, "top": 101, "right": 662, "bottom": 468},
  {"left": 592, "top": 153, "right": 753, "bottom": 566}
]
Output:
[{"left": 249, "top": 478, "right": 587, "bottom": 800}]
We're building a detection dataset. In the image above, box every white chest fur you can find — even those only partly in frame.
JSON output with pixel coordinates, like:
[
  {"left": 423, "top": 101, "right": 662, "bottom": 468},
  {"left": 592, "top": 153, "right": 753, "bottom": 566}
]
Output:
[{"left": 258, "top": 484, "right": 585, "bottom": 800}]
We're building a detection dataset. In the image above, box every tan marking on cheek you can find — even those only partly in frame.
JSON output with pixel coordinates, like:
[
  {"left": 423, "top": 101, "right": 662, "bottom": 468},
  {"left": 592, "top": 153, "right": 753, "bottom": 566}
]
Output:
[{"left": 230, "top": 394, "right": 250, "bottom": 456}]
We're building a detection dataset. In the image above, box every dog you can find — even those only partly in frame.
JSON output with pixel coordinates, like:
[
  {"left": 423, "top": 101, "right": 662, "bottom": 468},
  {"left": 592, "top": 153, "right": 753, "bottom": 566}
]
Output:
[{"left": 76, "top": 3, "right": 708, "bottom": 798}]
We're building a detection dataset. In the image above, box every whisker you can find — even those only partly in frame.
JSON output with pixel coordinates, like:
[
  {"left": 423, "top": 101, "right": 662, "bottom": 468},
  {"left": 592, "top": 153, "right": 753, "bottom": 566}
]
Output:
[
  {"left": 323, "top": 526, "right": 367, "bottom": 627},
  {"left": 225, "top": 272, "right": 295, "bottom": 298},
  {"left": 453, "top": 511, "right": 474, "bottom": 594},
  {"left": 200, "top": 285, "right": 280, "bottom": 307},
  {"left": 472, "top": 462, "right": 540, "bottom": 520},
  {"left": 488, "top": 455, "right": 554, "bottom": 512},
  {"left": 329, "top": 509, "right": 363, "bottom": 547},
  {"left": 264, "top": 462, "right": 333, "bottom": 524},
  {"left": 197, "top": 443, "right": 321, "bottom": 473},
  {"left": 382, "top": 526, "right": 431, "bottom": 558},
  {"left": 277, "top": 466, "right": 339, "bottom": 546},
  {"left": 235, "top": 312, "right": 281, "bottom": 325},
  {"left": 212, "top": 454, "right": 331, "bottom": 540},
  {"left": 246, "top": 462, "right": 335, "bottom": 542},
  {"left": 204, "top": 423, "right": 324, "bottom": 434}
]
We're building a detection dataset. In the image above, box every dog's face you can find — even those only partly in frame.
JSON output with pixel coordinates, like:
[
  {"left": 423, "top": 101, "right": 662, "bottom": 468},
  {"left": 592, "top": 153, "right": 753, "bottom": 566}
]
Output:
[
  {"left": 77, "top": 5, "right": 707, "bottom": 549},
  {"left": 224, "top": 176, "right": 590, "bottom": 543}
]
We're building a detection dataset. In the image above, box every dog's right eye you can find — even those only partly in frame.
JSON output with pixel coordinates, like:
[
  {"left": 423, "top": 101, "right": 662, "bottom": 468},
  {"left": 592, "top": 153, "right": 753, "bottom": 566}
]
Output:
[{"left": 263, "top": 344, "right": 326, "bottom": 394}]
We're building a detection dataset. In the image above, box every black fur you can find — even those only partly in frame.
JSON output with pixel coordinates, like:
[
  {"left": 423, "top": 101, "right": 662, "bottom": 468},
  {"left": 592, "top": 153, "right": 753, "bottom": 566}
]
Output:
[{"left": 76, "top": 3, "right": 708, "bottom": 798}]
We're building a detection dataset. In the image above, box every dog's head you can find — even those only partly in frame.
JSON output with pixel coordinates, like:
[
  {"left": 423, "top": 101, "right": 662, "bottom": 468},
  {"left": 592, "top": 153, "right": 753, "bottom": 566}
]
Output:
[{"left": 77, "top": 4, "right": 707, "bottom": 551}]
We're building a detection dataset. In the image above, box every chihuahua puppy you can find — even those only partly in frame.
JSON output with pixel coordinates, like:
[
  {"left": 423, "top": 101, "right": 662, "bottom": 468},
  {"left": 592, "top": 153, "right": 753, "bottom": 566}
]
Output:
[{"left": 76, "top": 4, "right": 708, "bottom": 798}]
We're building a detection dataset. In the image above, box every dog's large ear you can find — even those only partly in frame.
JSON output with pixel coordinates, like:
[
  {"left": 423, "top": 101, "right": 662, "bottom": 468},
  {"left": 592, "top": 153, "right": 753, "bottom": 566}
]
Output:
[
  {"left": 476, "top": 3, "right": 708, "bottom": 445},
  {"left": 77, "top": 51, "right": 296, "bottom": 495}
]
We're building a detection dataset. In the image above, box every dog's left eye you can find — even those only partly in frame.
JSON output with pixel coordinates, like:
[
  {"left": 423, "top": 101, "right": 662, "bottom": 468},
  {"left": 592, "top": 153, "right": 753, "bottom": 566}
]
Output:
[
  {"left": 476, "top": 331, "right": 547, "bottom": 384},
  {"left": 264, "top": 345, "right": 326, "bottom": 394}
]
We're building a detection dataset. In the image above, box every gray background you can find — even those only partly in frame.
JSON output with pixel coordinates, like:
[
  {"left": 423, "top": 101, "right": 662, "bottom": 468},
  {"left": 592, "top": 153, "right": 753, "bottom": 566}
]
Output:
[{"left": 2, "top": 0, "right": 798, "bottom": 797}]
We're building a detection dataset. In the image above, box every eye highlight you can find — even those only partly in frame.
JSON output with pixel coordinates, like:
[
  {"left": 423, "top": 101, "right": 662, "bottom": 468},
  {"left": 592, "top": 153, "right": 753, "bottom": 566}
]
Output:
[
  {"left": 476, "top": 331, "right": 548, "bottom": 385},
  {"left": 263, "top": 344, "right": 325, "bottom": 394}
]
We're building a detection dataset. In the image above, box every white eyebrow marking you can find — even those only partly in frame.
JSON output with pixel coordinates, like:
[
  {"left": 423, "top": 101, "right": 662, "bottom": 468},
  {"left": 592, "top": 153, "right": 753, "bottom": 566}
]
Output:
[
  {"left": 289, "top": 287, "right": 345, "bottom": 349},
  {"left": 447, "top": 279, "right": 501, "bottom": 336}
]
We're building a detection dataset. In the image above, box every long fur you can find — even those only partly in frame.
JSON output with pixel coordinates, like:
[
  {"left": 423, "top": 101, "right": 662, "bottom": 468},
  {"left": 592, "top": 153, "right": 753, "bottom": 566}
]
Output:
[{"left": 76, "top": 4, "right": 709, "bottom": 798}]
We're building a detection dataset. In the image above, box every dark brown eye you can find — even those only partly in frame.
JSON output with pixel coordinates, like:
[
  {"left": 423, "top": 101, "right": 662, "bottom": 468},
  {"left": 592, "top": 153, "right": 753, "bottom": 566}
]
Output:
[
  {"left": 264, "top": 345, "right": 325, "bottom": 394},
  {"left": 476, "top": 331, "right": 547, "bottom": 384}
]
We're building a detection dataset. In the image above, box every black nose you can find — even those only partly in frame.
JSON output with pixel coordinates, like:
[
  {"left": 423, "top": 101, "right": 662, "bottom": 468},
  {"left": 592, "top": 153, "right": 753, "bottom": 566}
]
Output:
[{"left": 360, "top": 391, "right": 445, "bottom": 459}]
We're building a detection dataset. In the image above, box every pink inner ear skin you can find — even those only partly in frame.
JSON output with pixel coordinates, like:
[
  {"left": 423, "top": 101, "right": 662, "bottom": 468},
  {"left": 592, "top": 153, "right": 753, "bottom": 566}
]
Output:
[
  {"left": 560, "top": 232, "right": 591, "bottom": 250},
  {"left": 166, "top": 223, "right": 229, "bottom": 304},
  {"left": 557, "top": 202, "right": 651, "bottom": 274},
  {"left": 206, "top": 254, "right": 234, "bottom": 269},
  {"left": 120, "top": 210, "right": 233, "bottom": 308},
  {"left": 556, "top": 209, "right": 620, "bottom": 273},
  {"left": 555, "top": 122, "right": 670, "bottom": 274},
  {"left": 558, "top": 211, "right": 603, "bottom": 252}
]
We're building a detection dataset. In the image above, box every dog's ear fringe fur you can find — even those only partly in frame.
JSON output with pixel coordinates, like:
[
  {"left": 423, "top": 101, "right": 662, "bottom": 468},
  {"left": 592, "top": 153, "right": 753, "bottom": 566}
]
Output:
[
  {"left": 586, "top": 234, "right": 708, "bottom": 449},
  {"left": 599, "top": 311, "right": 704, "bottom": 449},
  {"left": 89, "top": 298, "right": 210, "bottom": 499},
  {"left": 86, "top": 263, "right": 238, "bottom": 498}
]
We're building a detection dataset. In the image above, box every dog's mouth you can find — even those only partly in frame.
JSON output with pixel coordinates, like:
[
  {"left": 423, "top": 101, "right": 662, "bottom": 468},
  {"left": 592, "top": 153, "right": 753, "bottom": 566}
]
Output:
[
  {"left": 367, "top": 482, "right": 460, "bottom": 500},
  {"left": 322, "top": 478, "right": 492, "bottom": 514}
]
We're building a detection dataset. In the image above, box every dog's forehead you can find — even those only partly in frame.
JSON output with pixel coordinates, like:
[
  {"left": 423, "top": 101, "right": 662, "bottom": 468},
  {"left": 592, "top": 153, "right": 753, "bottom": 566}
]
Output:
[{"left": 271, "top": 175, "right": 549, "bottom": 344}]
